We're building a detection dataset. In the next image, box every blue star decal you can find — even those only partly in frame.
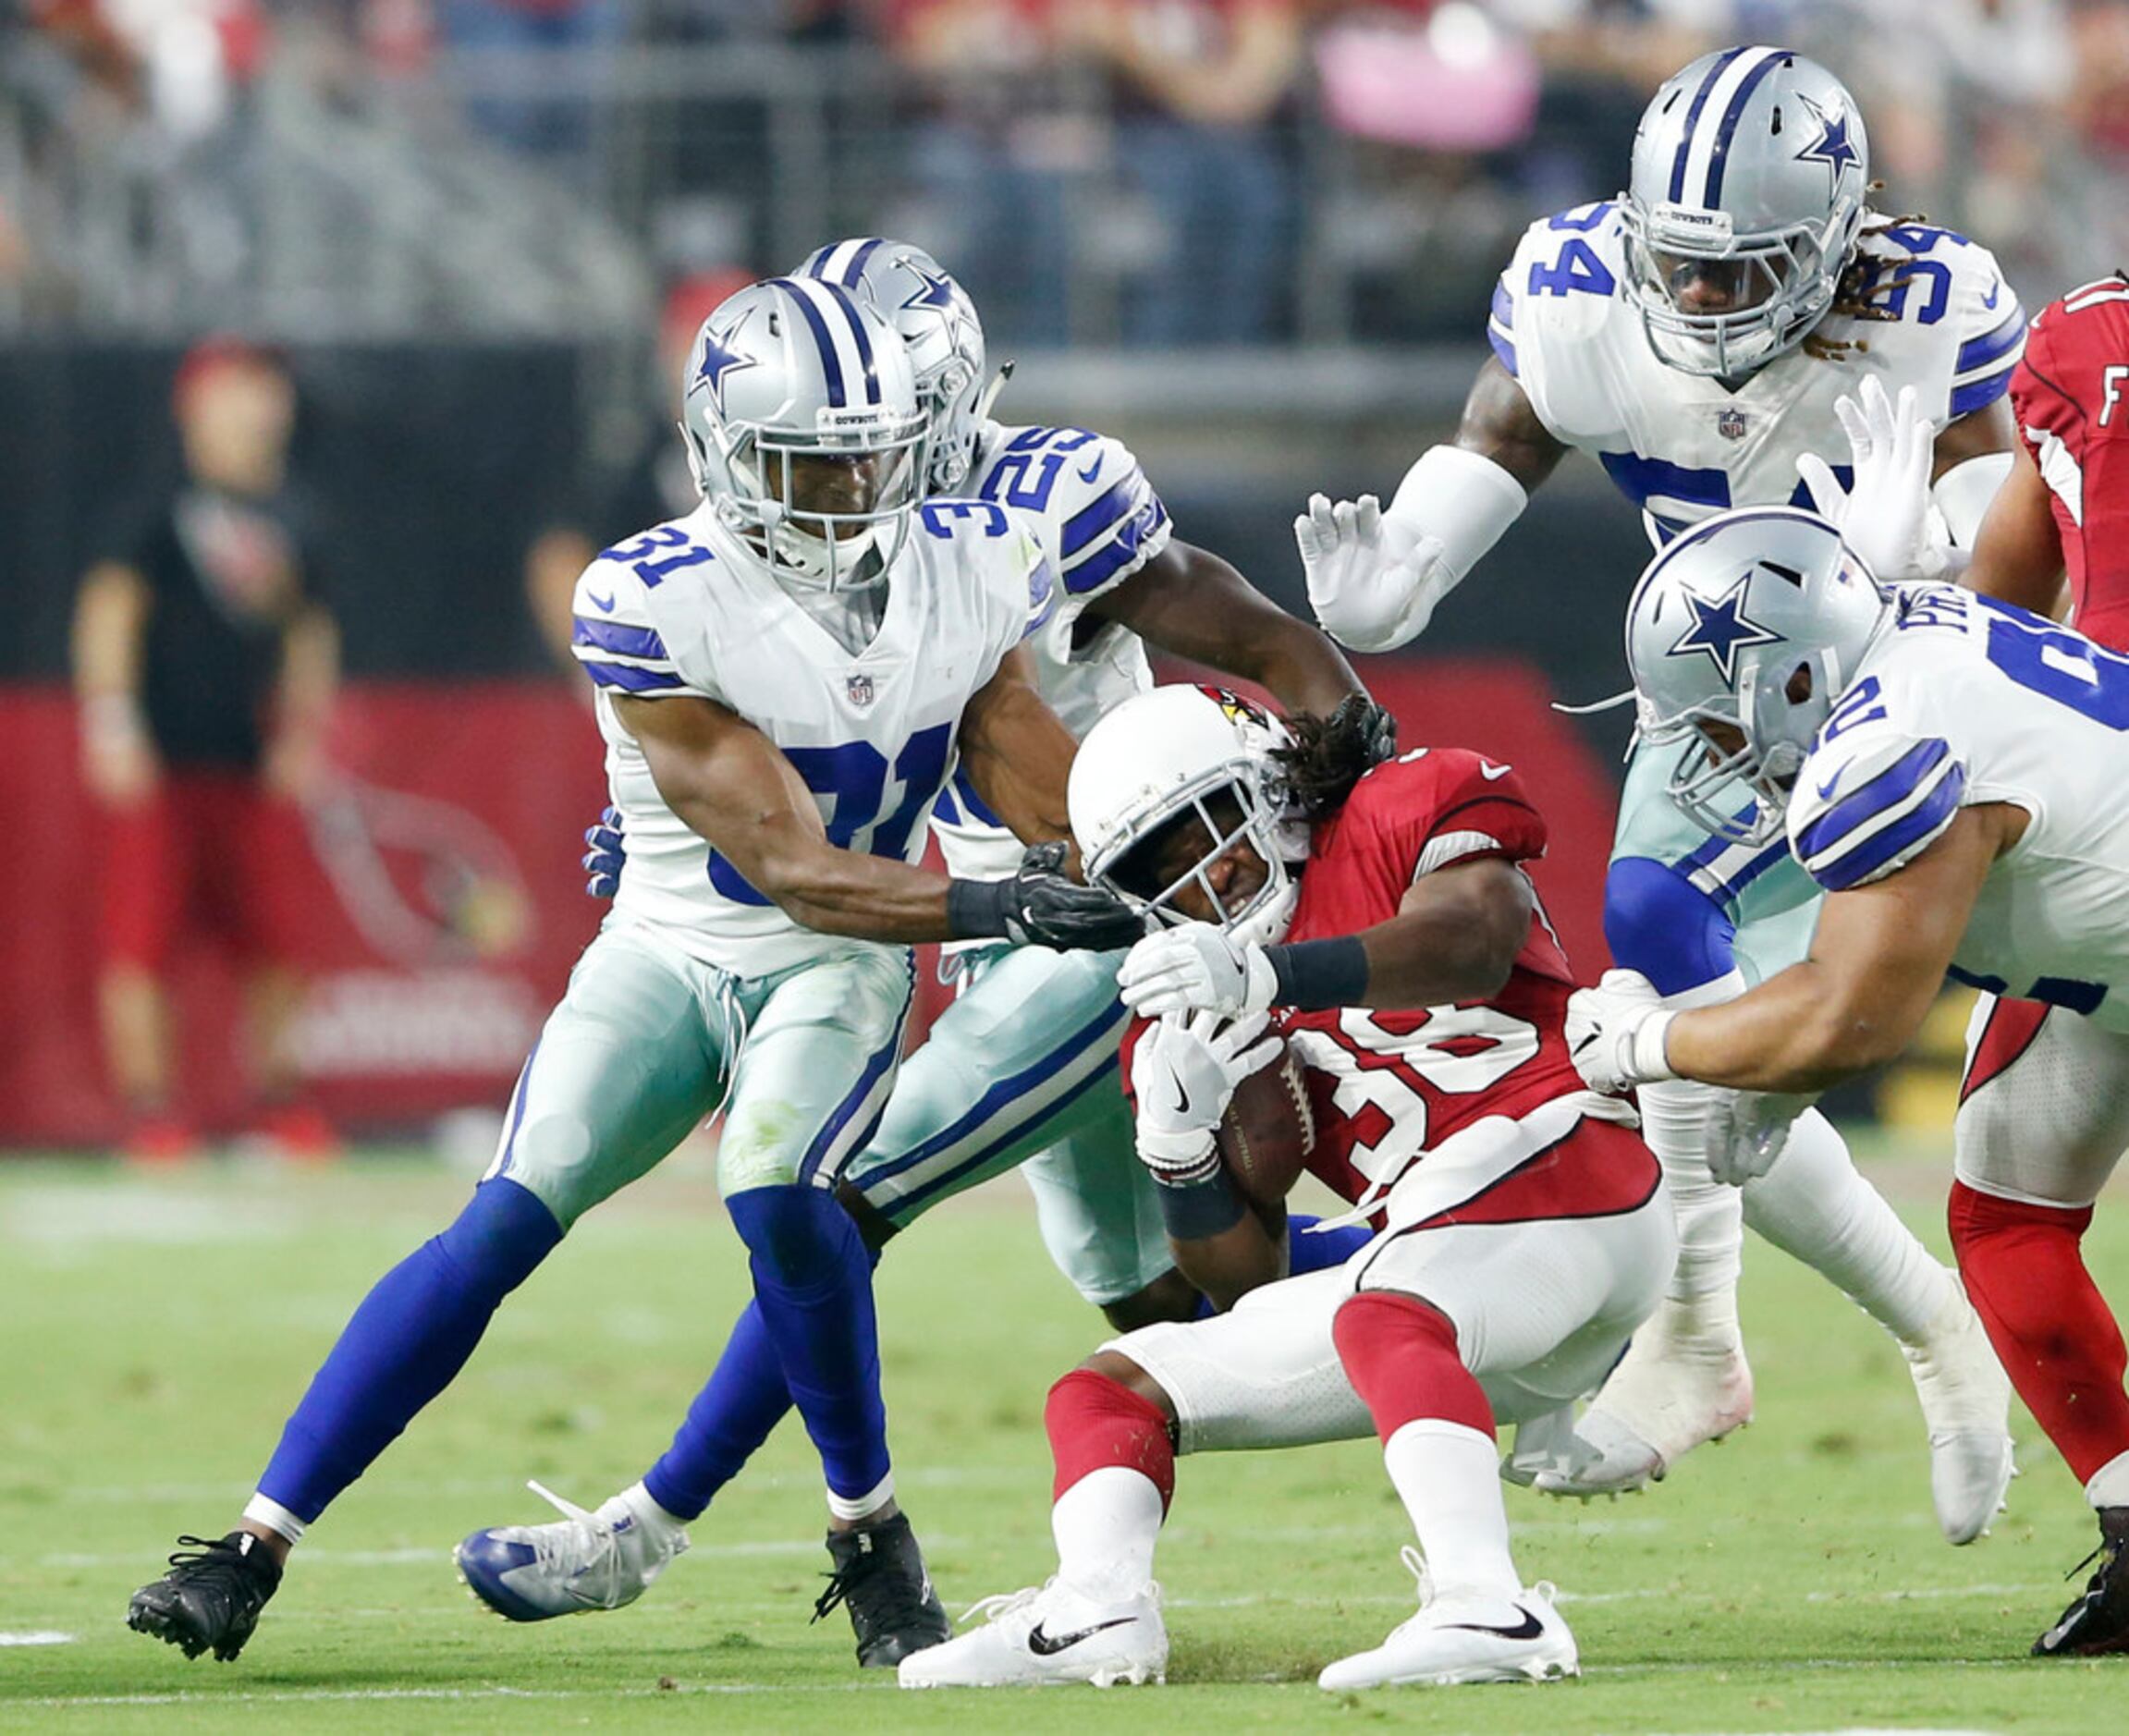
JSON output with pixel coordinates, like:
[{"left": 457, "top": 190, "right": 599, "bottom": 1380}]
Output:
[
  {"left": 899, "top": 264, "right": 957, "bottom": 312},
  {"left": 1665, "top": 575, "right": 1784, "bottom": 684},
  {"left": 1793, "top": 92, "right": 1860, "bottom": 187},
  {"left": 692, "top": 322, "right": 756, "bottom": 413}
]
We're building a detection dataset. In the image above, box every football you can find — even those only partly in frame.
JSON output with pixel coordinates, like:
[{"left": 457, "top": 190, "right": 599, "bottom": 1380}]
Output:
[{"left": 1216, "top": 1041, "right": 1317, "bottom": 1215}]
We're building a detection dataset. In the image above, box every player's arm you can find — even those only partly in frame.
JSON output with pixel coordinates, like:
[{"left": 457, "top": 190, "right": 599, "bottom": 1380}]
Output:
[
  {"left": 954, "top": 644, "right": 1076, "bottom": 850},
  {"left": 71, "top": 558, "right": 157, "bottom": 805},
  {"left": 1169, "top": 1203, "right": 1285, "bottom": 1315},
  {"left": 1087, "top": 538, "right": 1366, "bottom": 717},
  {"left": 1964, "top": 439, "right": 2069, "bottom": 618},
  {"left": 1598, "top": 806, "right": 2020, "bottom": 1093},
  {"left": 265, "top": 597, "right": 339, "bottom": 802},
  {"left": 1299, "top": 357, "right": 1566, "bottom": 653},
  {"left": 614, "top": 690, "right": 1134, "bottom": 947},
  {"left": 1929, "top": 397, "right": 2018, "bottom": 550}
]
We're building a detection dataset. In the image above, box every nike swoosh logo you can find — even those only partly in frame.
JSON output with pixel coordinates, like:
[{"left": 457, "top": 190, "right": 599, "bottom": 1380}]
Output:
[
  {"left": 587, "top": 589, "right": 616, "bottom": 613},
  {"left": 1168, "top": 1076, "right": 1193, "bottom": 1118},
  {"left": 1028, "top": 1617, "right": 1136, "bottom": 1657},
  {"left": 1077, "top": 458, "right": 1103, "bottom": 483},
  {"left": 1816, "top": 769, "right": 1842, "bottom": 801},
  {"left": 1479, "top": 761, "right": 1512, "bottom": 780},
  {"left": 1443, "top": 1608, "right": 1545, "bottom": 1642},
  {"left": 1982, "top": 281, "right": 2002, "bottom": 311}
]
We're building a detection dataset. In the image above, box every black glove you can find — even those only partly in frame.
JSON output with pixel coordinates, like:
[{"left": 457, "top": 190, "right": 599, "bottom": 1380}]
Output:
[
  {"left": 1318, "top": 692, "right": 1399, "bottom": 776},
  {"left": 947, "top": 842, "right": 1146, "bottom": 951}
]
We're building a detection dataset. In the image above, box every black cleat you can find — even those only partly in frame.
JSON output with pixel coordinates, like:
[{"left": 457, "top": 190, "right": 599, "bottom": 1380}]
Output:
[
  {"left": 2035, "top": 1506, "right": 2129, "bottom": 1657},
  {"left": 810, "top": 1511, "right": 951, "bottom": 1668},
  {"left": 128, "top": 1531, "right": 284, "bottom": 1661}
]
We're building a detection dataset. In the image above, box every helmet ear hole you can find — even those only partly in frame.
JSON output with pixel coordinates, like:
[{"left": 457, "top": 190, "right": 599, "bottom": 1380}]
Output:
[{"left": 1785, "top": 662, "right": 1816, "bottom": 703}]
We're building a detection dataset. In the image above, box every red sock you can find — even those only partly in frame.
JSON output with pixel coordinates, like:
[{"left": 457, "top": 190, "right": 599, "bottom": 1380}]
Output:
[
  {"left": 1949, "top": 1180, "right": 2129, "bottom": 1486},
  {"left": 1333, "top": 1290, "right": 1494, "bottom": 1441},
  {"left": 1045, "top": 1369, "right": 1175, "bottom": 1513}
]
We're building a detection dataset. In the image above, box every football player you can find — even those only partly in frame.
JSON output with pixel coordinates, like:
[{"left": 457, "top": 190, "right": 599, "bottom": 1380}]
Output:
[
  {"left": 1800, "top": 283, "right": 2129, "bottom": 1655},
  {"left": 1299, "top": 45, "right": 2014, "bottom": 1528},
  {"left": 1568, "top": 504, "right": 2129, "bottom": 1656},
  {"left": 453, "top": 239, "right": 1388, "bottom": 1627},
  {"left": 126, "top": 276, "right": 1143, "bottom": 1669},
  {"left": 899, "top": 684, "right": 1672, "bottom": 1690}
]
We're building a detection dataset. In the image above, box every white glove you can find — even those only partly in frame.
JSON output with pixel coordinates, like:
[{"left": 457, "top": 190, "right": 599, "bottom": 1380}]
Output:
[
  {"left": 1119, "top": 923, "right": 1278, "bottom": 1021},
  {"left": 1705, "top": 1089, "right": 1810, "bottom": 1187},
  {"left": 1796, "top": 376, "right": 1949, "bottom": 581},
  {"left": 1294, "top": 493, "right": 1450, "bottom": 653},
  {"left": 1564, "top": 969, "right": 1678, "bottom": 1095},
  {"left": 1130, "top": 1009, "right": 1285, "bottom": 1184}
]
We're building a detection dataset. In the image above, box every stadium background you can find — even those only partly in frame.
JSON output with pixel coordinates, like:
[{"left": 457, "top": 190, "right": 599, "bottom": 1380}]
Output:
[{"left": 3, "top": 0, "right": 2123, "bottom": 1149}]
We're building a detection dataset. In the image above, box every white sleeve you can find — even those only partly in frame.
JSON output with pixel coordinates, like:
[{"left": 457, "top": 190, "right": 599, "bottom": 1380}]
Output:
[
  {"left": 1787, "top": 701, "right": 1968, "bottom": 892},
  {"left": 1491, "top": 202, "right": 1631, "bottom": 449},
  {"left": 569, "top": 555, "right": 717, "bottom": 703},
  {"left": 1040, "top": 430, "right": 1171, "bottom": 605}
]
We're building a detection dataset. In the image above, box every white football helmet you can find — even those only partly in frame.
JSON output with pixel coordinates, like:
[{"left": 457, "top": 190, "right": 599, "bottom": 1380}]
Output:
[
  {"left": 1068, "top": 685, "right": 1307, "bottom": 948},
  {"left": 796, "top": 238, "right": 989, "bottom": 493},
  {"left": 1623, "top": 46, "right": 1869, "bottom": 377},
  {"left": 1626, "top": 507, "right": 1890, "bottom": 845},
  {"left": 678, "top": 276, "right": 926, "bottom": 590}
]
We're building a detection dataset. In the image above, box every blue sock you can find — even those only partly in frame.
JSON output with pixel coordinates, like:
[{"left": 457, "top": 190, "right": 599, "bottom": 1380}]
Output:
[
  {"left": 256, "top": 1178, "right": 563, "bottom": 1522},
  {"left": 1286, "top": 1211, "right": 1374, "bottom": 1276},
  {"left": 642, "top": 1300, "right": 793, "bottom": 1522},
  {"left": 725, "top": 1184, "right": 889, "bottom": 1508}
]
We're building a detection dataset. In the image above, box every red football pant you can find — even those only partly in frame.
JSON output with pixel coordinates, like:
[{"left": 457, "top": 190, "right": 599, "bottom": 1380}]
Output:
[
  {"left": 1949, "top": 1179, "right": 2129, "bottom": 1489},
  {"left": 1332, "top": 1290, "right": 1495, "bottom": 1440}
]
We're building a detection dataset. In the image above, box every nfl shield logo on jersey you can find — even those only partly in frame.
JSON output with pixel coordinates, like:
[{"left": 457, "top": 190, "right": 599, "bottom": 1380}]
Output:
[
  {"left": 847, "top": 673, "right": 875, "bottom": 708},
  {"left": 1717, "top": 407, "right": 1748, "bottom": 441}
]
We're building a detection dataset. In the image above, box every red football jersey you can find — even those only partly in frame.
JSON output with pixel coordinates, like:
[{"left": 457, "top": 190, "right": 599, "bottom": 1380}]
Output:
[
  {"left": 1123, "top": 747, "right": 1587, "bottom": 1213},
  {"left": 2012, "top": 277, "right": 2129, "bottom": 652}
]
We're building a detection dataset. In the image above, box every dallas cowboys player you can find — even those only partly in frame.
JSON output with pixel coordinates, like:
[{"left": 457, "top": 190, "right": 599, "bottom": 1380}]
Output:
[
  {"left": 450, "top": 238, "right": 1386, "bottom": 1629},
  {"left": 1299, "top": 45, "right": 2015, "bottom": 1530},
  {"left": 1568, "top": 503, "right": 2129, "bottom": 1652},
  {"left": 125, "top": 275, "right": 1142, "bottom": 1669}
]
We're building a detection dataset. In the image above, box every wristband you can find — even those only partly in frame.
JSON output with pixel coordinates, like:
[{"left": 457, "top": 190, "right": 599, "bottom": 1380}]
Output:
[
  {"left": 1265, "top": 935, "right": 1370, "bottom": 1011},
  {"left": 1632, "top": 1009, "right": 1680, "bottom": 1084},
  {"left": 946, "top": 876, "right": 1009, "bottom": 941},
  {"left": 1153, "top": 1165, "right": 1248, "bottom": 1241}
]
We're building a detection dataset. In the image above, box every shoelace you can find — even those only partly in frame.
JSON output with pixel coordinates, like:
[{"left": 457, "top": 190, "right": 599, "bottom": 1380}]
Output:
[
  {"left": 957, "top": 1583, "right": 1048, "bottom": 1628},
  {"left": 165, "top": 1534, "right": 251, "bottom": 1575},
  {"left": 517, "top": 1481, "right": 616, "bottom": 1584},
  {"left": 812, "top": 1541, "right": 939, "bottom": 1633}
]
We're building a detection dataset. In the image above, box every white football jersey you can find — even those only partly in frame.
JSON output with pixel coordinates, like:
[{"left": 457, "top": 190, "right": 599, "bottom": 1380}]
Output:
[
  {"left": 1493, "top": 204, "right": 2025, "bottom": 543},
  {"left": 1786, "top": 583, "right": 2129, "bottom": 1033},
  {"left": 929, "top": 419, "right": 1172, "bottom": 879},
  {"left": 569, "top": 499, "right": 1053, "bottom": 974}
]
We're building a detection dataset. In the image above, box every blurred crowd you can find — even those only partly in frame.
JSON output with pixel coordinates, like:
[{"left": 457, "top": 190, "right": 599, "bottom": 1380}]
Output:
[{"left": 6, "top": 1, "right": 2129, "bottom": 347}]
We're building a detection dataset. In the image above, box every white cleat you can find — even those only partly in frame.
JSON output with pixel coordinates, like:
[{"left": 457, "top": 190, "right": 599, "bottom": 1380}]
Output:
[
  {"left": 1319, "top": 1553, "right": 1578, "bottom": 1690},
  {"left": 897, "top": 1577, "right": 1167, "bottom": 1689},
  {"left": 454, "top": 1481, "right": 689, "bottom": 1621},
  {"left": 1903, "top": 1273, "right": 2016, "bottom": 1546},
  {"left": 1532, "top": 1300, "right": 1754, "bottom": 1498}
]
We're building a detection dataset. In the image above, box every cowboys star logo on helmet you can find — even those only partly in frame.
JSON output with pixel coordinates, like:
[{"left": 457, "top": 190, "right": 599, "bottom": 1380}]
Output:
[
  {"left": 1792, "top": 91, "right": 1862, "bottom": 186},
  {"left": 691, "top": 323, "right": 757, "bottom": 414},
  {"left": 1665, "top": 574, "right": 1785, "bottom": 682}
]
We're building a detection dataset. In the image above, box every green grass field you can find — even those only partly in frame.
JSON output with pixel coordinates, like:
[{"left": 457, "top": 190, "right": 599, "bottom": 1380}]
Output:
[{"left": 2, "top": 1145, "right": 2123, "bottom": 1732}]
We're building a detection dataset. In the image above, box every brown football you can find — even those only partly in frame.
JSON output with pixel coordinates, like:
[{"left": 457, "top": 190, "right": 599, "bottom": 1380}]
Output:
[{"left": 1216, "top": 1042, "right": 1316, "bottom": 1216}]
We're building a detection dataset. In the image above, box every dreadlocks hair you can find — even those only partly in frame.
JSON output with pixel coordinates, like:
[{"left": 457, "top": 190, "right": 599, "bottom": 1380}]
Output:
[
  {"left": 1803, "top": 181, "right": 1931, "bottom": 362},
  {"left": 1271, "top": 711, "right": 1365, "bottom": 825}
]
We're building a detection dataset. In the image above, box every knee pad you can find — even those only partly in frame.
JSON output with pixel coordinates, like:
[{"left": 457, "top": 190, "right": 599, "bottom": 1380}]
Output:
[
  {"left": 435, "top": 1178, "right": 565, "bottom": 1295},
  {"left": 1604, "top": 857, "right": 1737, "bottom": 996},
  {"left": 727, "top": 1183, "right": 860, "bottom": 1290}
]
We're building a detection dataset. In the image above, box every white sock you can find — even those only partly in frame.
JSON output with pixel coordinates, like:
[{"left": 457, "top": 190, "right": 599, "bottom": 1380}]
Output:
[
  {"left": 1052, "top": 1466, "right": 1163, "bottom": 1604},
  {"left": 1742, "top": 1107, "right": 1953, "bottom": 1344},
  {"left": 826, "top": 1471, "right": 895, "bottom": 1525},
  {"left": 242, "top": 1493, "right": 305, "bottom": 1547},
  {"left": 612, "top": 1481, "right": 689, "bottom": 1542},
  {"left": 2086, "top": 1449, "right": 2129, "bottom": 1510},
  {"left": 1383, "top": 1419, "right": 1521, "bottom": 1604}
]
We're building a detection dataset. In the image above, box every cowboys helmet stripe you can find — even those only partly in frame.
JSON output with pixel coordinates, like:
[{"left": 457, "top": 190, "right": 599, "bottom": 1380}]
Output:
[
  {"left": 801, "top": 236, "right": 887, "bottom": 290},
  {"left": 1702, "top": 46, "right": 1793, "bottom": 205},
  {"left": 1667, "top": 43, "right": 1748, "bottom": 201},
  {"left": 1677, "top": 44, "right": 1787, "bottom": 209},
  {"left": 767, "top": 276, "right": 882, "bottom": 408}
]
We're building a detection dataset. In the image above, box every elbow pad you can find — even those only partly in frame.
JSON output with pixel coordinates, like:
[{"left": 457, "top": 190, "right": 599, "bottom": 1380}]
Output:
[
  {"left": 1934, "top": 450, "right": 2014, "bottom": 549},
  {"left": 1380, "top": 446, "right": 1529, "bottom": 638}
]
